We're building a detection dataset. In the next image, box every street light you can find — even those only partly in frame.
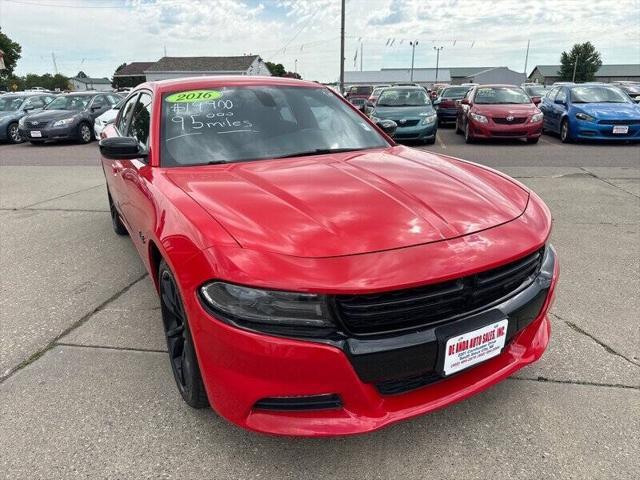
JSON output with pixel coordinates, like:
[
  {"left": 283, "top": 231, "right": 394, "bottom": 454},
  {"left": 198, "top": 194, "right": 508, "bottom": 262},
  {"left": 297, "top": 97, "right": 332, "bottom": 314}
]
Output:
[
  {"left": 410, "top": 40, "right": 419, "bottom": 82},
  {"left": 433, "top": 46, "right": 444, "bottom": 85}
]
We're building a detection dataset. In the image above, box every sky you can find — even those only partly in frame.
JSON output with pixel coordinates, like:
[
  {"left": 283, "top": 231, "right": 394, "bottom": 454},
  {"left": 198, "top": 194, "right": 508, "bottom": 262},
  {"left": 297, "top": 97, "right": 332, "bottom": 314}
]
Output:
[{"left": 1, "top": 0, "right": 639, "bottom": 82}]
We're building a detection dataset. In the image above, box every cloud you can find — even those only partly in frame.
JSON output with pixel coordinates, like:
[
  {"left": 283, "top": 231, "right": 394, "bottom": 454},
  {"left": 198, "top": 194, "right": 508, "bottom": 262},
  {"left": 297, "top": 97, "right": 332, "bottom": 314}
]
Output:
[{"left": 2, "top": 0, "right": 638, "bottom": 82}]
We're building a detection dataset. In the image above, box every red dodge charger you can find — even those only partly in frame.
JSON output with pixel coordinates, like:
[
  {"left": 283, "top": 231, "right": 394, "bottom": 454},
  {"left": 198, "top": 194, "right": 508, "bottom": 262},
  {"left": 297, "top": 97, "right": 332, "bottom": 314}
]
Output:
[{"left": 100, "top": 76, "right": 558, "bottom": 436}]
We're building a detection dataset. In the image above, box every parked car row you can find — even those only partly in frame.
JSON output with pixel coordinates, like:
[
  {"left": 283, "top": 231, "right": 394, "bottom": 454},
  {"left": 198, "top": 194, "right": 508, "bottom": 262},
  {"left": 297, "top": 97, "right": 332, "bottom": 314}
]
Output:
[{"left": 0, "top": 91, "right": 123, "bottom": 145}]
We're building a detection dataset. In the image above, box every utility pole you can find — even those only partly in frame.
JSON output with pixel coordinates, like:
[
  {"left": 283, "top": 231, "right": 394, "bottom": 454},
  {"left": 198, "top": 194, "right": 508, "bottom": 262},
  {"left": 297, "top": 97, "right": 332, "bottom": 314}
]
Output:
[
  {"left": 51, "top": 52, "right": 58, "bottom": 74},
  {"left": 523, "top": 40, "right": 530, "bottom": 79},
  {"left": 294, "top": 59, "right": 298, "bottom": 75},
  {"left": 339, "top": 0, "right": 345, "bottom": 93},
  {"left": 409, "top": 40, "right": 418, "bottom": 81},
  {"left": 360, "top": 41, "right": 363, "bottom": 71},
  {"left": 572, "top": 54, "right": 579, "bottom": 82},
  {"left": 433, "top": 46, "right": 444, "bottom": 84}
]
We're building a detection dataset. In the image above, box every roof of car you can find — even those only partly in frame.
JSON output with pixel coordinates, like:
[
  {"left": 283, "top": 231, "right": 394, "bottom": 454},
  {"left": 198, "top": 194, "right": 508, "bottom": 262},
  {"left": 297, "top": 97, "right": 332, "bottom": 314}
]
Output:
[{"left": 137, "top": 75, "right": 325, "bottom": 94}]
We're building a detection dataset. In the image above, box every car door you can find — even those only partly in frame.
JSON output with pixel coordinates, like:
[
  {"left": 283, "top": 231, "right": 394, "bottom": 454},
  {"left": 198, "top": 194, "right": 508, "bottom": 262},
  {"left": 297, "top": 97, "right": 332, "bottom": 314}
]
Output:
[
  {"left": 117, "top": 91, "right": 155, "bottom": 258},
  {"left": 539, "top": 88, "right": 558, "bottom": 131},
  {"left": 102, "top": 93, "right": 139, "bottom": 221},
  {"left": 458, "top": 88, "right": 474, "bottom": 130},
  {"left": 549, "top": 88, "right": 568, "bottom": 133},
  {"left": 88, "top": 95, "right": 110, "bottom": 121}
]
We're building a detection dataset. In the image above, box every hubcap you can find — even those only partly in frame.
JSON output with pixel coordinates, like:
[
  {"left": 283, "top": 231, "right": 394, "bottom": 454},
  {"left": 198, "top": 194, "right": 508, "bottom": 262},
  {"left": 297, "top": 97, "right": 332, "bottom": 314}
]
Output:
[
  {"left": 561, "top": 123, "right": 567, "bottom": 140},
  {"left": 9, "top": 125, "right": 21, "bottom": 143},
  {"left": 160, "top": 270, "right": 191, "bottom": 393},
  {"left": 81, "top": 126, "right": 91, "bottom": 142}
]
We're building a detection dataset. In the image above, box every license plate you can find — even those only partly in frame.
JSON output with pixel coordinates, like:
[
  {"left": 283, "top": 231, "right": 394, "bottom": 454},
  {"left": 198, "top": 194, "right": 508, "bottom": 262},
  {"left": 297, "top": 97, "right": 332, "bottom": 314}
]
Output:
[
  {"left": 612, "top": 125, "right": 629, "bottom": 134},
  {"left": 30, "top": 131, "right": 42, "bottom": 138},
  {"left": 443, "top": 319, "right": 508, "bottom": 376}
]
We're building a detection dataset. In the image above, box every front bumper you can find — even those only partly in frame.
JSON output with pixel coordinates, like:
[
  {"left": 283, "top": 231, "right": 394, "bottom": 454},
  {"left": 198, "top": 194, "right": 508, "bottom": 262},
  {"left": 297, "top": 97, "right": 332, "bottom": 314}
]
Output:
[
  {"left": 19, "top": 124, "right": 77, "bottom": 142},
  {"left": 393, "top": 122, "right": 437, "bottom": 141},
  {"left": 572, "top": 120, "right": 640, "bottom": 141},
  {"left": 469, "top": 119, "right": 542, "bottom": 140},
  {"left": 188, "top": 244, "right": 557, "bottom": 437}
]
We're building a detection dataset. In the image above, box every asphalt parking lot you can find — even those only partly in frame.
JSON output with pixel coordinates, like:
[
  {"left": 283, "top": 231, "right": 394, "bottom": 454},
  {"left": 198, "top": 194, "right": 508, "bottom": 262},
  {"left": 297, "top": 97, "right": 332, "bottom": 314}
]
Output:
[{"left": 1, "top": 129, "right": 638, "bottom": 479}]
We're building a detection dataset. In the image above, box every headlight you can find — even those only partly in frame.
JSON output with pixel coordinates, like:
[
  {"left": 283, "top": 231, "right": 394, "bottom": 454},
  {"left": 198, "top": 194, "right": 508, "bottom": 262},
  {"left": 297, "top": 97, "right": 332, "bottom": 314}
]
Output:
[
  {"left": 531, "top": 112, "right": 544, "bottom": 123},
  {"left": 575, "top": 112, "right": 595, "bottom": 122},
  {"left": 18, "top": 117, "right": 27, "bottom": 127},
  {"left": 470, "top": 112, "right": 488, "bottom": 124},
  {"left": 199, "top": 282, "right": 333, "bottom": 328},
  {"left": 53, "top": 117, "right": 75, "bottom": 127},
  {"left": 421, "top": 114, "right": 437, "bottom": 125}
]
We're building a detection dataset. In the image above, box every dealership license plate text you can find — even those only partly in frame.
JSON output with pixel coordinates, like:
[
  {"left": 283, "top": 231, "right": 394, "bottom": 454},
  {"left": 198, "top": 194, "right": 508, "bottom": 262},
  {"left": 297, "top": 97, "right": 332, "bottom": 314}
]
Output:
[{"left": 443, "top": 320, "right": 508, "bottom": 376}]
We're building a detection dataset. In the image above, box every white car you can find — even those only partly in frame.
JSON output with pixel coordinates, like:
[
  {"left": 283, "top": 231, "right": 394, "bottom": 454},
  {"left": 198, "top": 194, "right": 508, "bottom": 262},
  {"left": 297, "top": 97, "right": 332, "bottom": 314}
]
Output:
[{"left": 94, "top": 99, "right": 123, "bottom": 138}]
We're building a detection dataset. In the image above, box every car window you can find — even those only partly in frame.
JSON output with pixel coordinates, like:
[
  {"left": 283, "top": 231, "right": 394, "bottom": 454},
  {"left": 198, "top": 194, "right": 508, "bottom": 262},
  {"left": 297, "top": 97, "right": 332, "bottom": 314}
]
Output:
[
  {"left": 160, "top": 86, "right": 388, "bottom": 167},
  {"left": 106, "top": 94, "right": 121, "bottom": 105},
  {"left": 116, "top": 94, "right": 139, "bottom": 134},
  {"left": 441, "top": 87, "right": 470, "bottom": 99},
  {"left": 91, "top": 95, "right": 106, "bottom": 108},
  {"left": 474, "top": 86, "right": 531, "bottom": 104},
  {"left": 546, "top": 88, "right": 559, "bottom": 101},
  {"left": 555, "top": 89, "right": 567, "bottom": 103},
  {"left": 377, "top": 88, "right": 430, "bottom": 106},
  {"left": 127, "top": 92, "right": 152, "bottom": 149},
  {"left": 570, "top": 85, "right": 631, "bottom": 104},
  {"left": 45, "top": 95, "right": 91, "bottom": 111},
  {"left": 41, "top": 95, "right": 55, "bottom": 105},
  {"left": 24, "top": 97, "right": 45, "bottom": 109}
]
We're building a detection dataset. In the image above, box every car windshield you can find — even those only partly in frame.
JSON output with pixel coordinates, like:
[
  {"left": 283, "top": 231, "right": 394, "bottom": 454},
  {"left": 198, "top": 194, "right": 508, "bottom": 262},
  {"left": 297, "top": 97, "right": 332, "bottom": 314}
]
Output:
[
  {"left": 350, "top": 86, "right": 372, "bottom": 95},
  {"left": 161, "top": 86, "right": 388, "bottom": 167},
  {"left": 441, "top": 87, "right": 470, "bottom": 99},
  {"left": 45, "top": 95, "right": 91, "bottom": 111},
  {"left": 570, "top": 86, "right": 632, "bottom": 104},
  {"left": 371, "top": 87, "right": 387, "bottom": 96},
  {"left": 474, "top": 87, "right": 532, "bottom": 104},
  {"left": 377, "top": 89, "right": 431, "bottom": 107},
  {"left": 524, "top": 86, "right": 546, "bottom": 97},
  {"left": 0, "top": 96, "right": 25, "bottom": 111}
]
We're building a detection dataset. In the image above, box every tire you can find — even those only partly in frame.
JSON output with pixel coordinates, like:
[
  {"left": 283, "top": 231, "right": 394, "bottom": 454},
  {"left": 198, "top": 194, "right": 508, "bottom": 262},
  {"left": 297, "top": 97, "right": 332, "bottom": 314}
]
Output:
[
  {"left": 77, "top": 122, "right": 93, "bottom": 144},
  {"left": 108, "top": 192, "right": 128, "bottom": 236},
  {"left": 560, "top": 118, "right": 572, "bottom": 143},
  {"left": 455, "top": 118, "right": 462, "bottom": 134},
  {"left": 7, "top": 122, "right": 23, "bottom": 144},
  {"left": 464, "top": 122, "right": 474, "bottom": 144},
  {"left": 159, "top": 259, "right": 209, "bottom": 409},
  {"left": 527, "top": 137, "right": 539, "bottom": 144},
  {"left": 424, "top": 136, "right": 436, "bottom": 145}
]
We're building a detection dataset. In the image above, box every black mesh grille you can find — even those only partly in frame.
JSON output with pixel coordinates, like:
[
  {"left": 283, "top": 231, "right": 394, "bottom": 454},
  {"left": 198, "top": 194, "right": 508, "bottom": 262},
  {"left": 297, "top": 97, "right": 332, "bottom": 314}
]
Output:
[
  {"left": 492, "top": 117, "right": 527, "bottom": 124},
  {"left": 335, "top": 249, "right": 544, "bottom": 335},
  {"left": 597, "top": 119, "right": 640, "bottom": 125}
]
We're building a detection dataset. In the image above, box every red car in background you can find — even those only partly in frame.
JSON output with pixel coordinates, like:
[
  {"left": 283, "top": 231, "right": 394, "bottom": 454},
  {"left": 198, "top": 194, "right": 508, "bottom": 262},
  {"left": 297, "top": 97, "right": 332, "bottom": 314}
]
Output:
[
  {"left": 345, "top": 85, "right": 373, "bottom": 111},
  {"left": 456, "top": 85, "right": 543, "bottom": 143},
  {"left": 99, "top": 76, "right": 557, "bottom": 436}
]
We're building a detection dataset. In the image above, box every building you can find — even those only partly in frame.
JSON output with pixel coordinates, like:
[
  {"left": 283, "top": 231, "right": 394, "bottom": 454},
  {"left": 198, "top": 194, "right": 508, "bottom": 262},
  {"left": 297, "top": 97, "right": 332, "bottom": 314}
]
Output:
[
  {"left": 528, "top": 64, "right": 640, "bottom": 85},
  {"left": 143, "top": 55, "right": 270, "bottom": 82},
  {"left": 69, "top": 72, "right": 112, "bottom": 91},
  {"left": 343, "top": 68, "right": 451, "bottom": 89},
  {"left": 112, "top": 62, "right": 155, "bottom": 88},
  {"left": 449, "top": 67, "right": 526, "bottom": 85}
]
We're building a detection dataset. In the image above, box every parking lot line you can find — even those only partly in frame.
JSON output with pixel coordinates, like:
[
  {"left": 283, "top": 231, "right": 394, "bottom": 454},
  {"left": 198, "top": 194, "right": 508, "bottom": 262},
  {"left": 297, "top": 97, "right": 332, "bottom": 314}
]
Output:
[{"left": 436, "top": 132, "right": 447, "bottom": 149}]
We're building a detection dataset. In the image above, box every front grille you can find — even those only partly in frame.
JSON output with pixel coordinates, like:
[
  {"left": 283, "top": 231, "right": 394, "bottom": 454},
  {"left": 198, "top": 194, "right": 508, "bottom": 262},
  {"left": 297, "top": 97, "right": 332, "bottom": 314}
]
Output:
[
  {"left": 598, "top": 119, "right": 640, "bottom": 125},
  {"left": 334, "top": 249, "right": 544, "bottom": 335},
  {"left": 397, "top": 119, "right": 420, "bottom": 127},
  {"left": 493, "top": 117, "right": 527, "bottom": 124},
  {"left": 376, "top": 372, "right": 441, "bottom": 395}
]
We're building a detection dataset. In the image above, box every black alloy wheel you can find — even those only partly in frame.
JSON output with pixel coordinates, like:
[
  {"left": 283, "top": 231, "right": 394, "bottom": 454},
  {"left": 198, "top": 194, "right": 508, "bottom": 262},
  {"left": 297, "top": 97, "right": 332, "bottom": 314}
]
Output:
[{"left": 159, "top": 260, "right": 209, "bottom": 408}]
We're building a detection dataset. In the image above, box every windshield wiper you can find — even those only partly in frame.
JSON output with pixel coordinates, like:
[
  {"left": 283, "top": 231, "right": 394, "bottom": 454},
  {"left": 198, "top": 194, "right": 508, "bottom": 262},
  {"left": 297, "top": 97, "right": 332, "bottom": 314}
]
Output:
[{"left": 275, "top": 147, "right": 368, "bottom": 159}]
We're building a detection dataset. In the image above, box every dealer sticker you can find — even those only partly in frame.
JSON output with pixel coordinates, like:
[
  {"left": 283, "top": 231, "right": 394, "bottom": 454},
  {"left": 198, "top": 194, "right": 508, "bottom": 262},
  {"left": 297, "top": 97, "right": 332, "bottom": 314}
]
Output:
[
  {"left": 165, "top": 90, "right": 222, "bottom": 103},
  {"left": 443, "top": 319, "right": 508, "bottom": 376},
  {"left": 612, "top": 125, "right": 628, "bottom": 134}
]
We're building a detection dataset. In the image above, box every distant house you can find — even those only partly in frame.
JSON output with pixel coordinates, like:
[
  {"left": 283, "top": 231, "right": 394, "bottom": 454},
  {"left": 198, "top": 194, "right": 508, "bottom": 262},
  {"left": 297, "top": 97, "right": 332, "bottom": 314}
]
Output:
[
  {"left": 143, "top": 55, "right": 271, "bottom": 81},
  {"left": 112, "top": 62, "right": 155, "bottom": 88},
  {"left": 344, "top": 69, "right": 452, "bottom": 88},
  {"left": 528, "top": 64, "right": 640, "bottom": 85},
  {"left": 70, "top": 71, "right": 112, "bottom": 91}
]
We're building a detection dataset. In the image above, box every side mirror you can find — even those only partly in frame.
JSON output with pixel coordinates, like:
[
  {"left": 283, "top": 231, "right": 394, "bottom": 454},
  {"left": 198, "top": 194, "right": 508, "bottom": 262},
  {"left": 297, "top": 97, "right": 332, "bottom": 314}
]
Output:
[
  {"left": 92, "top": 104, "right": 103, "bottom": 111},
  {"left": 99, "top": 136, "right": 147, "bottom": 160},
  {"left": 554, "top": 99, "right": 565, "bottom": 105},
  {"left": 376, "top": 119, "right": 397, "bottom": 137},
  {"left": 531, "top": 96, "right": 541, "bottom": 105},
  {"left": 460, "top": 98, "right": 471, "bottom": 106},
  {"left": 23, "top": 105, "right": 34, "bottom": 112},
  {"left": 432, "top": 98, "right": 441, "bottom": 106}
]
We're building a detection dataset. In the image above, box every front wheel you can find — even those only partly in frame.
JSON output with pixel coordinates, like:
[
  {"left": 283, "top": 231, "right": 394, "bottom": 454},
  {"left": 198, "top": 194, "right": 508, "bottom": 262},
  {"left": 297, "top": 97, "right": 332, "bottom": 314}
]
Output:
[
  {"left": 464, "top": 122, "right": 474, "bottom": 144},
  {"left": 77, "top": 122, "right": 93, "bottom": 144},
  {"left": 7, "top": 122, "right": 23, "bottom": 144},
  {"left": 455, "top": 118, "right": 462, "bottom": 134},
  {"left": 560, "top": 119, "right": 572, "bottom": 143},
  {"left": 108, "top": 192, "right": 128, "bottom": 236},
  {"left": 159, "top": 260, "right": 209, "bottom": 409}
]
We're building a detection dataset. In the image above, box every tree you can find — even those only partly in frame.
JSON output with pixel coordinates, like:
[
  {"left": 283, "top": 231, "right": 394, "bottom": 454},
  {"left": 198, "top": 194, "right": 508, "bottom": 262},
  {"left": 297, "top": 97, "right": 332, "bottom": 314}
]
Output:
[
  {"left": 111, "top": 63, "right": 127, "bottom": 88},
  {"left": 559, "top": 42, "right": 602, "bottom": 82},
  {"left": 265, "top": 61, "right": 286, "bottom": 76},
  {"left": 0, "top": 27, "right": 22, "bottom": 77}
]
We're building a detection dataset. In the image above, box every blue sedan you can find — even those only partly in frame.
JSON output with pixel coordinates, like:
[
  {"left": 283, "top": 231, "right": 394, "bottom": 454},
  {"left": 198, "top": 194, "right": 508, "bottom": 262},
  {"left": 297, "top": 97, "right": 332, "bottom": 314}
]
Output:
[{"left": 539, "top": 84, "right": 640, "bottom": 142}]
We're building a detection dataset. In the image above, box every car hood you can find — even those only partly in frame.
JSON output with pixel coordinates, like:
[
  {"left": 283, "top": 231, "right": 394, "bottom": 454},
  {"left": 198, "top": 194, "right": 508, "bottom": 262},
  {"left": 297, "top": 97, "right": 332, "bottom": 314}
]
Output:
[
  {"left": 97, "top": 108, "right": 118, "bottom": 122},
  {"left": 166, "top": 146, "right": 529, "bottom": 258},
  {"left": 24, "top": 110, "right": 81, "bottom": 123},
  {"left": 573, "top": 102, "right": 640, "bottom": 119},
  {"left": 472, "top": 104, "right": 538, "bottom": 116},
  {"left": 373, "top": 105, "right": 436, "bottom": 119}
]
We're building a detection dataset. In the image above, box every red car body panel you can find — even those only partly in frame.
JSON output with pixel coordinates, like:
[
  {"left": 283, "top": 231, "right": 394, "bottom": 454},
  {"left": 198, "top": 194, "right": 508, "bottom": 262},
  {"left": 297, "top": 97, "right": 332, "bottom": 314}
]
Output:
[
  {"left": 101, "top": 76, "right": 557, "bottom": 436},
  {"left": 457, "top": 85, "right": 543, "bottom": 141}
]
